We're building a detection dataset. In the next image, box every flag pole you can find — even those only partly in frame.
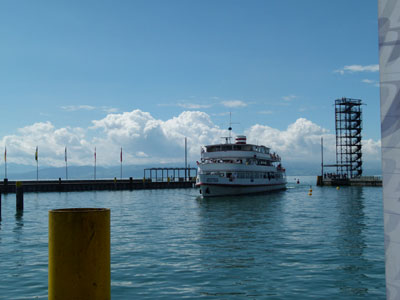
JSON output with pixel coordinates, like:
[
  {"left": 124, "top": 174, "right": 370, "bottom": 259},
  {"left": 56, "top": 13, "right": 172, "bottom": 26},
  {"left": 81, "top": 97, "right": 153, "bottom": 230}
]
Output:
[
  {"left": 120, "top": 147, "right": 122, "bottom": 180},
  {"left": 65, "top": 146, "right": 68, "bottom": 180},
  {"left": 185, "top": 137, "right": 187, "bottom": 181},
  {"left": 94, "top": 147, "right": 96, "bottom": 180},
  {"left": 36, "top": 146, "right": 38, "bottom": 181},
  {"left": 4, "top": 147, "right": 7, "bottom": 179}
]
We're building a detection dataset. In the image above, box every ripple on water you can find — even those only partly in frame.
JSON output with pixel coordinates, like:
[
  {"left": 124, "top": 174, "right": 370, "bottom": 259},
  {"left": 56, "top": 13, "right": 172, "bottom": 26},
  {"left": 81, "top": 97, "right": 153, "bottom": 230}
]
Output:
[{"left": 0, "top": 181, "right": 385, "bottom": 299}]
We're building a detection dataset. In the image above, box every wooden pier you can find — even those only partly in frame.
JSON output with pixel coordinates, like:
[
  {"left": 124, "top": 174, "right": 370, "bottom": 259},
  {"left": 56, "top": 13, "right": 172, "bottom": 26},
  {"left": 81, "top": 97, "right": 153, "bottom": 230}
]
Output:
[
  {"left": 0, "top": 178, "right": 195, "bottom": 194},
  {"left": 316, "top": 176, "right": 382, "bottom": 187}
]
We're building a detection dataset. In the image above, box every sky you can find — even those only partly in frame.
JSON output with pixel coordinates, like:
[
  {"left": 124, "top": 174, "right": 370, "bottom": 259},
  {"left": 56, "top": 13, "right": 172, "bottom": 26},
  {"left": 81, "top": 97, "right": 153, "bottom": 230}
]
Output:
[{"left": 0, "top": 0, "right": 381, "bottom": 169}]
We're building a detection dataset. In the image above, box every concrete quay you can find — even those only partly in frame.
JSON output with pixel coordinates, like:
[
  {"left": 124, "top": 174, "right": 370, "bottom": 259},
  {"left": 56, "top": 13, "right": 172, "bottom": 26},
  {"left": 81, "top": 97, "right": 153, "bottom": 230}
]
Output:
[
  {"left": 0, "top": 178, "right": 195, "bottom": 194},
  {"left": 316, "top": 176, "right": 382, "bottom": 187}
]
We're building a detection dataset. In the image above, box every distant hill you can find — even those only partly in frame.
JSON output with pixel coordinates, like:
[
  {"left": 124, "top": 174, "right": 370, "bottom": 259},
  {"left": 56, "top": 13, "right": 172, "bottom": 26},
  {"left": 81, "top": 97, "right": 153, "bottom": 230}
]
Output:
[
  {"left": 0, "top": 160, "right": 381, "bottom": 180},
  {"left": 1, "top": 163, "right": 195, "bottom": 180},
  {"left": 283, "top": 161, "right": 382, "bottom": 176}
]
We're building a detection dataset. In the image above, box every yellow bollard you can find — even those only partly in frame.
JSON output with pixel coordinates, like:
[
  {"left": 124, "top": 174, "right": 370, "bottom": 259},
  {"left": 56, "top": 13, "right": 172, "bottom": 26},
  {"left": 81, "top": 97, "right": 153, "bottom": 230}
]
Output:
[
  {"left": 336, "top": 186, "right": 340, "bottom": 190},
  {"left": 48, "top": 208, "right": 110, "bottom": 300}
]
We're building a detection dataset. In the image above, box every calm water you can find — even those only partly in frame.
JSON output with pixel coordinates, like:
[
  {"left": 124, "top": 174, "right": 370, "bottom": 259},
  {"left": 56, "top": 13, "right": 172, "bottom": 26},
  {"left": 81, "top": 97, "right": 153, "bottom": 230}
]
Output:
[{"left": 0, "top": 176, "right": 385, "bottom": 299}]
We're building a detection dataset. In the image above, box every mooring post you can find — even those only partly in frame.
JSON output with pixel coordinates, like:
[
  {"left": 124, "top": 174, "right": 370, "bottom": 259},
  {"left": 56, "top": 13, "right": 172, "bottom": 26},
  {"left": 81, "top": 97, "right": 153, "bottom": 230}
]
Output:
[
  {"left": 4, "top": 178, "right": 8, "bottom": 194},
  {"left": 16, "top": 181, "right": 23, "bottom": 211},
  {"left": 48, "top": 208, "right": 110, "bottom": 300}
]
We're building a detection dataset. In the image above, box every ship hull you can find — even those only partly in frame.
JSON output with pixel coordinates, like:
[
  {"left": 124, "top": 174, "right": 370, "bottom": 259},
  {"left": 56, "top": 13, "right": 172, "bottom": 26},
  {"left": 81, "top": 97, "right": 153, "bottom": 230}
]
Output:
[{"left": 197, "top": 182, "right": 286, "bottom": 197}]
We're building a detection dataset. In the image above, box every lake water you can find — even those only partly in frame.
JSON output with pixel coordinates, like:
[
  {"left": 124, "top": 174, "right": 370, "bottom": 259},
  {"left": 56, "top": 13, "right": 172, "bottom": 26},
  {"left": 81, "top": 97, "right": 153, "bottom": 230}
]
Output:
[{"left": 0, "top": 176, "right": 385, "bottom": 299}]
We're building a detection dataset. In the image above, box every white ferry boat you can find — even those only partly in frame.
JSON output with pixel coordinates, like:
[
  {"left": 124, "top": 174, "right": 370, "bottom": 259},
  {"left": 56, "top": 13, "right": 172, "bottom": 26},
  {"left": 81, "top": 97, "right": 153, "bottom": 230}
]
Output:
[{"left": 196, "top": 135, "right": 287, "bottom": 197}]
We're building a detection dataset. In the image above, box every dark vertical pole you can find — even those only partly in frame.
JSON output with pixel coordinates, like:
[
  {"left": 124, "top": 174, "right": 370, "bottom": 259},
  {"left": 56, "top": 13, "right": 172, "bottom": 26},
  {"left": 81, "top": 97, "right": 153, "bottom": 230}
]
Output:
[
  {"left": 120, "top": 147, "right": 122, "bottom": 180},
  {"left": 36, "top": 146, "right": 39, "bottom": 182},
  {"left": 4, "top": 146, "right": 7, "bottom": 179},
  {"left": 0, "top": 192, "right": 2, "bottom": 220},
  {"left": 185, "top": 137, "right": 187, "bottom": 181},
  {"left": 65, "top": 147, "right": 68, "bottom": 180},
  {"left": 321, "top": 137, "right": 324, "bottom": 178},
  {"left": 16, "top": 182, "right": 23, "bottom": 211},
  {"left": 4, "top": 178, "right": 8, "bottom": 194},
  {"left": 94, "top": 147, "right": 97, "bottom": 180}
]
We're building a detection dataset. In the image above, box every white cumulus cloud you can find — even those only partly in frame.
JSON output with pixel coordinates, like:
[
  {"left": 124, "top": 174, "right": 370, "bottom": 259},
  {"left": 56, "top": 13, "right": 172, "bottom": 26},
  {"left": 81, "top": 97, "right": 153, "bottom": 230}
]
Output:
[
  {"left": 177, "top": 103, "right": 212, "bottom": 109},
  {"left": 245, "top": 118, "right": 331, "bottom": 161},
  {"left": 61, "top": 105, "right": 96, "bottom": 111},
  {"left": 0, "top": 111, "right": 381, "bottom": 168},
  {"left": 221, "top": 100, "right": 247, "bottom": 108},
  {"left": 1, "top": 122, "right": 87, "bottom": 166},
  {"left": 334, "top": 64, "right": 379, "bottom": 75},
  {"left": 362, "top": 79, "right": 380, "bottom": 87},
  {"left": 282, "top": 95, "right": 297, "bottom": 101}
]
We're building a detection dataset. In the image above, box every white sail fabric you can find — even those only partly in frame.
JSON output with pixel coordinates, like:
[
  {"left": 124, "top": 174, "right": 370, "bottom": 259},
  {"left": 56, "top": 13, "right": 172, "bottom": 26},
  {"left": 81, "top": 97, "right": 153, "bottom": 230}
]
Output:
[{"left": 379, "top": 0, "right": 400, "bottom": 298}]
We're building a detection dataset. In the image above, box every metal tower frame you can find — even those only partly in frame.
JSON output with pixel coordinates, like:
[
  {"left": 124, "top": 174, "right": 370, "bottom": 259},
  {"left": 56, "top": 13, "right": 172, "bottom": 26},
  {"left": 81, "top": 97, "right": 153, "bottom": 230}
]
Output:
[{"left": 335, "top": 98, "right": 363, "bottom": 178}]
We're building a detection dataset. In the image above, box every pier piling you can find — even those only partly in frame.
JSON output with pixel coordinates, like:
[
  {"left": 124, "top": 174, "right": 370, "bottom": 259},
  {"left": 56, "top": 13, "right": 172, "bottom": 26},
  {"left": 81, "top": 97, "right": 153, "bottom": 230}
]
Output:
[
  {"left": 16, "top": 181, "right": 23, "bottom": 211},
  {"left": 48, "top": 208, "right": 110, "bottom": 300},
  {"left": 3, "top": 178, "right": 8, "bottom": 194}
]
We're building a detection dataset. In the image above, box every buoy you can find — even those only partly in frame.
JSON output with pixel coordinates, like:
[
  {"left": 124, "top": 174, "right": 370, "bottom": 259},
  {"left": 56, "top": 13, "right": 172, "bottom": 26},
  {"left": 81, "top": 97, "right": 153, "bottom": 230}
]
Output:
[{"left": 336, "top": 186, "right": 340, "bottom": 190}]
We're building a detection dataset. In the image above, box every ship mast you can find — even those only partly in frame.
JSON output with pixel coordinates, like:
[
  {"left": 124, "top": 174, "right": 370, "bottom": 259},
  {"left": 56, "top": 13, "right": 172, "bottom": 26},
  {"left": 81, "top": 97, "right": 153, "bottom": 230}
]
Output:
[
  {"left": 228, "top": 112, "right": 232, "bottom": 143},
  {"left": 221, "top": 112, "right": 238, "bottom": 144}
]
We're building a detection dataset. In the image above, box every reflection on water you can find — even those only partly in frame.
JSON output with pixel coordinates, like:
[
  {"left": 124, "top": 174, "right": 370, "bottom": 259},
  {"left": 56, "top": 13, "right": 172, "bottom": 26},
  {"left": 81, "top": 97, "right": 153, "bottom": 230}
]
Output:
[
  {"left": 14, "top": 211, "right": 24, "bottom": 244},
  {"left": 14, "top": 211, "right": 24, "bottom": 227},
  {"left": 335, "top": 187, "right": 368, "bottom": 295},
  {"left": 0, "top": 183, "right": 386, "bottom": 299}
]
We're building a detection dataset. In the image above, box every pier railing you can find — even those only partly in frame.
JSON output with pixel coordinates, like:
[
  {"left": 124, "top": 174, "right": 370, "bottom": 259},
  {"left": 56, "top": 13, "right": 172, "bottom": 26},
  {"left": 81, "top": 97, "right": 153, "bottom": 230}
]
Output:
[{"left": 143, "top": 167, "right": 197, "bottom": 183}]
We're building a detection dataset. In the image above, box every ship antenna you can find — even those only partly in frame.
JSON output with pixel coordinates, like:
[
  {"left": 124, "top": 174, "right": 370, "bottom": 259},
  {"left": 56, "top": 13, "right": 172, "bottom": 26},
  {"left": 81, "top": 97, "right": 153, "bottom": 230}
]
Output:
[
  {"left": 228, "top": 112, "right": 232, "bottom": 143},
  {"left": 220, "top": 112, "right": 239, "bottom": 144}
]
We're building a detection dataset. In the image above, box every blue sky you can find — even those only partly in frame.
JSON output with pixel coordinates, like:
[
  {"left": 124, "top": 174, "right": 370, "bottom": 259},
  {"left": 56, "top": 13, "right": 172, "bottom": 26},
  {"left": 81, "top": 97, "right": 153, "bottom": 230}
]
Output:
[{"left": 0, "top": 1, "right": 381, "bottom": 167}]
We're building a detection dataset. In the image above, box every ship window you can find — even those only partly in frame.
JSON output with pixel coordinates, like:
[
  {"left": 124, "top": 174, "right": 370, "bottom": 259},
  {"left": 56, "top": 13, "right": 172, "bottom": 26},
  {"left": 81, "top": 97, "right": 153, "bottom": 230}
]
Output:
[
  {"left": 242, "top": 145, "right": 252, "bottom": 151},
  {"left": 233, "top": 145, "right": 242, "bottom": 151},
  {"left": 207, "top": 146, "right": 222, "bottom": 152},
  {"left": 221, "top": 145, "right": 232, "bottom": 151}
]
